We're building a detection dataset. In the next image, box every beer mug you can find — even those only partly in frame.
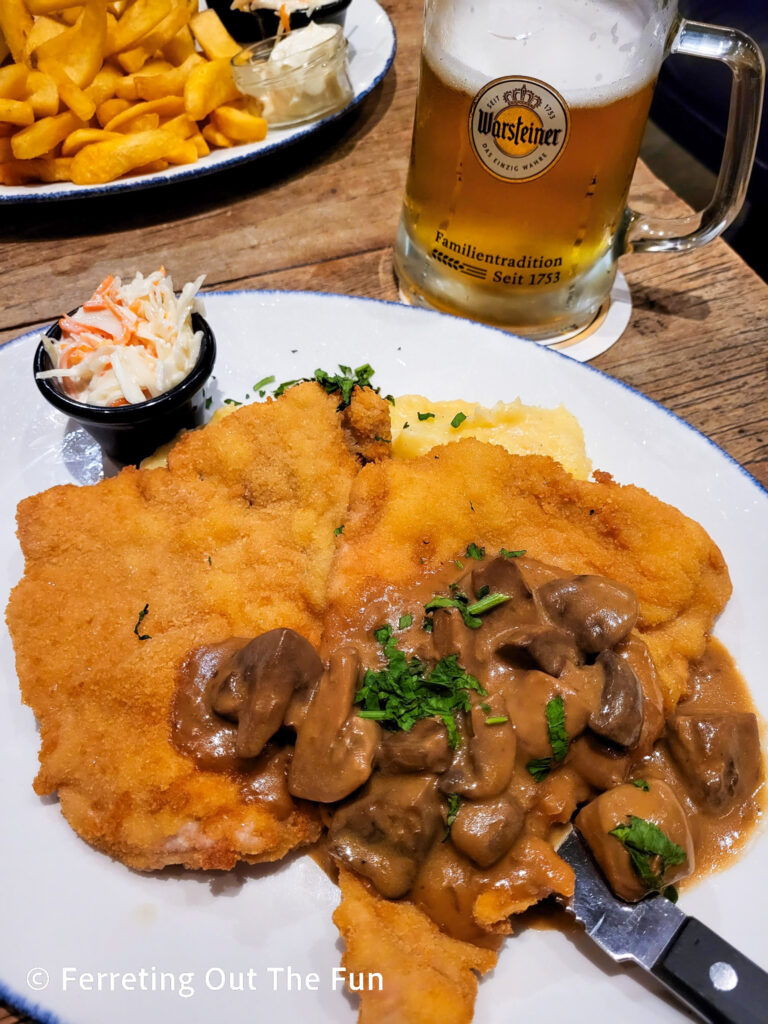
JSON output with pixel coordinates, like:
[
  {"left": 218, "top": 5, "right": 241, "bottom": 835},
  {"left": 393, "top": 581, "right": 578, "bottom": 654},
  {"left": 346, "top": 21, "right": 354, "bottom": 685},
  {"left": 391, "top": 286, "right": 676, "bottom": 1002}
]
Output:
[{"left": 393, "top": 0, "right": 764, "bottom": 342}]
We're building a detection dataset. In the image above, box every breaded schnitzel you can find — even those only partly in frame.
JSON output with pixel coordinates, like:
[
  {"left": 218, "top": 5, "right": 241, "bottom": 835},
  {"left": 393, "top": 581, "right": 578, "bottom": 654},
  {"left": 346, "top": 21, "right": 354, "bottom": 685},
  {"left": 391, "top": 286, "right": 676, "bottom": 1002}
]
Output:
[
  {"left": 6, "top": 383, "right": 389, "bottom": 871},
  {"left": 325, "top": 439, "right": 732, "bottom": 1021},
  {"left": 324, "top": 439, "right": 731, "bottom": 710},
  {"left": 333, "top": 869, "right": 497, "bottom": 1024}
]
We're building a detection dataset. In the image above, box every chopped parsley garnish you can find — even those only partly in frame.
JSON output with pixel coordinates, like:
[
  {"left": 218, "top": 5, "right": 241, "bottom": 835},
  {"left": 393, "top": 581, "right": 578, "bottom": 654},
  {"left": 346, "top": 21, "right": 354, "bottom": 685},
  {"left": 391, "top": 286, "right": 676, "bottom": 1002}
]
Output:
[
  {"left": 403, "top": 421, "right": 410, "bottom": 430},
  {"left": 274, "top": 364, "right": 377, "bottom": 409},
  {"left": 334, "top": 525, "right": 345, "bottom": 536},
  {"left": 479, "top": 703, "right": 491, "bottom": 713},
  {"left": 133, "top": 603, "right": 151, "bottom": 641},
  {"left": 424, "top": 584, "right": 510, "bottom": 630},
  {"left": 205, "top": 396, "right": 212, "bottom": 410},
  {"left": 454, "top": 559, "right": 464, "bottom": 569},
  {"left": 417, "top": 411, "right": 435, "bottom": 421},
  {"left": 467, "top": 592, "right": 511, "bottom": 615},
  {"left": 451, "top": 411, "right": 467, "bottom": 429},
  {"left": 422, "top": 619, "right": 434, "bottom": 633},
  {"left": 485, "top": 715, "right": 509, "bottom": 726},
  {"left": 465, "top": 543, "right": 485, "bottom": 560},
  {"left": 526, "top": 696, "right": 568, "bottom": 781},
  {"left": 374, "top": 435, "right": 391, "bottom": 443},
  {"left": 253, "top": 375, "right": 275, "bottom": 392},
  {"left": 398, "top": 613, "right": 413, "bottom": 630},
  {"left": 385, "top": 394, "right": 395, "bottom": 406},
  {"left": 609, "top": 815, "right": 686, "bottom": 896},
  {"left": 632, "top": 779, "right": 650, "bottom": 792},
  {"left": 355, "top": 625, "right": 486, "bottom": 748},
  {"left": 476, "top": 585, "right": 490, "bottom": 599},
  {"left": 223, "top": 397, "right": 241, "bottom": 406},
  {"left": 500, "top": 547, "right": 526, "bottom": 559},
  {"left": 444, "top": 793, "right": 461, "bottom": 839},
  {"left": 207, "top": 556, "right": 212, "bottom": 566}
]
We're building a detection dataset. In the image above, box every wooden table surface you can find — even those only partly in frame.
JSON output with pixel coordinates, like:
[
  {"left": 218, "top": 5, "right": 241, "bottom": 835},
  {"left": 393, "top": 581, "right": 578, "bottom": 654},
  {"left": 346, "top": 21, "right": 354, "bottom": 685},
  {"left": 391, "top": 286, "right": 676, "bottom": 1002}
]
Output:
[{"left": 1, "top": 1, "right": 766, "bottom": 1021}]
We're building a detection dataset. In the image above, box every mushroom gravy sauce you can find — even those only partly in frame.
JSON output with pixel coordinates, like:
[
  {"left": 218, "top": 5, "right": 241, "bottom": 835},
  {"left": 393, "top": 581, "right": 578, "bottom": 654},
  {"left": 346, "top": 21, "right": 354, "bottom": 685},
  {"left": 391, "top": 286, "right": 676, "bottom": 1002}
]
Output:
[{"left": 171, "top": 554, "right": 764, "bottom": 942}]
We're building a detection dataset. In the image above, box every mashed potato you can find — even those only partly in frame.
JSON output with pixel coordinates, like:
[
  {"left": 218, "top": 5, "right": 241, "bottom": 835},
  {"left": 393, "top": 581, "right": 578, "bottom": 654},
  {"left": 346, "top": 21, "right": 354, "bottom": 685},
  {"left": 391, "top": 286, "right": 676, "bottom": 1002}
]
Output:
[
  {"left": 390, "top": 395, "right": 591, "bottom": 479},
  {"left": 143, "top": 392, "right": 591, "bottom": 479}
]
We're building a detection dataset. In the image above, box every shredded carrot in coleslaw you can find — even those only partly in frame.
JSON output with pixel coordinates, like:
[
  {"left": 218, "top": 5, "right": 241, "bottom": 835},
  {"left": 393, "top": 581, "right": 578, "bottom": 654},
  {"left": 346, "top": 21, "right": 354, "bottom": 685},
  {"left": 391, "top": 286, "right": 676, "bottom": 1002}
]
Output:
[{"left": 37, "top": 269, "right": 205, "bottom": 407}]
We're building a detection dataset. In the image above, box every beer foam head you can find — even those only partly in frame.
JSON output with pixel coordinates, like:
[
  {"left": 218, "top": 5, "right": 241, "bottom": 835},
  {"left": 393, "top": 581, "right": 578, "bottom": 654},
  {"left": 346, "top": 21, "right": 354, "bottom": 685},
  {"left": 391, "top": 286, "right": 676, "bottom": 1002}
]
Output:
[{"left": 426, "top": 0, "right": 675, "bottom": 105}]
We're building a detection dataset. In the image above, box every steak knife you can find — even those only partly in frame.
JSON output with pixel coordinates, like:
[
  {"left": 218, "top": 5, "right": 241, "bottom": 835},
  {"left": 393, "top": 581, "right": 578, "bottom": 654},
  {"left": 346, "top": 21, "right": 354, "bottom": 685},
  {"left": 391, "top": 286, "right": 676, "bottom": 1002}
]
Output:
[{"left": 557, "top": 829, "right": 768, "bottom": 1024}]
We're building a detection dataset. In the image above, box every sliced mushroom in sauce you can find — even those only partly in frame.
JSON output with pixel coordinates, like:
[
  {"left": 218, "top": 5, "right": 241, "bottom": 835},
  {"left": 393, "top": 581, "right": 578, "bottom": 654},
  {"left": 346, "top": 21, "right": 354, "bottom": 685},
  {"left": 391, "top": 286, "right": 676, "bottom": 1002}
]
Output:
[
  {"left": 328, "top": 774, "right": 443, "bottom": 898},
  {"left": 666, "top": 713, "right": 762, "bottom": 814},
  {"left": 289, "top": 647, "right": 380, "bottom": 803},
  {"left": 538, "top": 575, "right": 638, "bottom": 653},
  {"left": 169, "top": 550, "right": 763, "bottom": 934}
]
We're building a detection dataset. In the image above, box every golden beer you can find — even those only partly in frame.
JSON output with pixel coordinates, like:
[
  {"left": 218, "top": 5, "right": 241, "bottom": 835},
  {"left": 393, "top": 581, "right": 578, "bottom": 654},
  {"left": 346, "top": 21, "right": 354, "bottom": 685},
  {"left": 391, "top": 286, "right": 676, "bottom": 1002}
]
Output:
[
  {"left": 392, "top": 0, "right": 681, "bottom": 341},
  {"left": 396, "top": 55, "right": 656, "bottom": 337}
]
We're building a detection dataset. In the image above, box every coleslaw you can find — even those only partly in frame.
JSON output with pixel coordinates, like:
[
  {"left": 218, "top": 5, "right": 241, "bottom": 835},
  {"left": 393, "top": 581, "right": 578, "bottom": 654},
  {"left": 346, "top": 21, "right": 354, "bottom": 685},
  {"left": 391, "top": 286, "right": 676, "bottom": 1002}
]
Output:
[{"left": 36, "top": 269, "right": 206, "bottom": 407}]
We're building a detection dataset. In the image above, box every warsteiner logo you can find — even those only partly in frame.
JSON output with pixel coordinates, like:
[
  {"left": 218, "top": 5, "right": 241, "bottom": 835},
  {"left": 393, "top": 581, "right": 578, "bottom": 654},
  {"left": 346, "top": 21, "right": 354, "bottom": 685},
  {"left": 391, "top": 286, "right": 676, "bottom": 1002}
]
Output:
[{"left": 469, "top": 77, "right": 570, "bottom": 182}]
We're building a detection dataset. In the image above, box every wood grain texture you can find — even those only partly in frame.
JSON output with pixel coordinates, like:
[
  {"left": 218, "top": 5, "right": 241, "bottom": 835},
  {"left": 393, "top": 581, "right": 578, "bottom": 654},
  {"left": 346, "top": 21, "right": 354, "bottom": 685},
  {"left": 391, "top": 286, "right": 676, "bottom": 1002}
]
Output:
[{"left": 0, "top": 1, "right": 766, "bottom": 1020}]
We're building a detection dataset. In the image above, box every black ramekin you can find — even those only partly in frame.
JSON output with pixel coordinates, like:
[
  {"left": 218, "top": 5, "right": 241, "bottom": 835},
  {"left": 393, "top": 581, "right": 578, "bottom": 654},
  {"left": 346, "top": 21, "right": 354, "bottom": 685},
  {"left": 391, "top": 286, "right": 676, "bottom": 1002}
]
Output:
[
  {"left": 34, "top": 311, "right": 216, "bottom": 466},
  {"left": 209, "top": 0, "right": 351, "bottom": 45}
]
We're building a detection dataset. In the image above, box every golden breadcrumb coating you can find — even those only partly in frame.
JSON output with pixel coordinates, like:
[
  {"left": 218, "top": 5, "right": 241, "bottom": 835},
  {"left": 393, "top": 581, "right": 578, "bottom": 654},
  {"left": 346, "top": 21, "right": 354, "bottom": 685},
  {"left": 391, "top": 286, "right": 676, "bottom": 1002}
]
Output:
[
  {"left": 325, "top": 440, "right": 731, "bottom": 711},
  {"left": 6, "top": 384, "right": 389, "bottom": 871},
  {"left": 333, "top": 869, "right": 497, "bottom": 1024}
]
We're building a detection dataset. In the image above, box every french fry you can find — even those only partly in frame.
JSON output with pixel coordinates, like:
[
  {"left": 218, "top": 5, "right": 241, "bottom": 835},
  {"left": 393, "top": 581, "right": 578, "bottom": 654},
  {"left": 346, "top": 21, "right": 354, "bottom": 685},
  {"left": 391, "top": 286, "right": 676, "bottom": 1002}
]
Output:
[
  {"left": 0, "top": 123, "right": 14, "bottom": 137},
  {"left": 37, "top": 57, "right": 96, "bottom": 122},
  {"left": 24, "top": 15, "right": 66, "bottom": 57},
  {"left": 190, "top": 130, "right": 209, "bottom": 156},
  {"left": 202, "top": 122, "right": 232, "bottom": 149},
  {"left": 35, "top": 0, "right": 107, "bottom": 88},
  {"left": 211, "top": 104, "right": 267, "bottom": 143},
  {"left": 26, "top": 71, "right": 60, "bottom": 118},
  {"left": 105, "top": 0, "right": 172, "bottom": 57},
  {"left": 27, "top": 0, "right": 83, "bottom": 13},
  {"left": 61, "top": 126, "right": 122, "bottom": 155},
  {"left": 70, "top": 127, "right": 195, "bottom": 183},
  {"left": 11, "top": 109, "right": 83, "bottom": 159},
  {"left": 184, "top": 59, "right": 239, "bottom": 121},
  {"left": 104, "top": 94, "right": 183, "bottom": 131},
  {"left": 0, "top": 26, "right": 8, "bottom": 66},
  {"left": 115, "top": 60, "right": 175, "bottom": 100},
  {"left": 96, "top": 96, "right": 130, "bottom": 126},
  {"left": 0, "top": 135, "right": 13, "bottom": 160},
  {"left": 58, "top": 6, "right": 83, "bottom": 24},
  {"left": 158, "top": 111, "right": 196, "bottom": 138},
  {"left": 125, "top": 111, "right": 160, "bottom": 131},
  {"left": 162, "top": 23, "right": 194, "bottom": 65},
  {"left": 0, "top": 65, "right": 28, "bottom": 101},
  {"left": 118, "top": 0, "right": 196, "bottom": 73},
  {"left": 0, "top": 155, "right": 72, "bottom": 183},
  {"left": 189, "top": 8, "right": 241, "bottom": 61},
  {"left": 0, "top": 100, "right": 35, "bottom": 127},
  {"left": 133, "top": 52, "right": 203, "bottom": 100},
  {"left": 132, "top": 158, "right": 168, "bottom": 173},
  {"left": 0, "top": 0, "right": 34, "bottom": 64},
  {"left": 86, "top": 65, "right": 124, "bottom": 105}
]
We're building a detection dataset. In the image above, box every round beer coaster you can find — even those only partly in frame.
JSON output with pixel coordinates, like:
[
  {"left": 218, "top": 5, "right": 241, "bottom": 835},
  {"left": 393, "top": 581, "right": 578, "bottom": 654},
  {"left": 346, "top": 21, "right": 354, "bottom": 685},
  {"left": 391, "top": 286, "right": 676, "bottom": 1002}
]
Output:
[
  {"left": 398, "top": 270, "right": 632, "bottom": 363},
  {"left": 545, "top": 270, "right": 632, "bottom": 362}
]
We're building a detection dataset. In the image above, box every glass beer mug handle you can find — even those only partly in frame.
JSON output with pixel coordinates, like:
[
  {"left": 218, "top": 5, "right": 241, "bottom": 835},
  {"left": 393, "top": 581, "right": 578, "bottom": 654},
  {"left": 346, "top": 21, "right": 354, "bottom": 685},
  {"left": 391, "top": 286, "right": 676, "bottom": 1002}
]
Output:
[{"left": 625, "top": 19, "right": 765, "bottom": 254}]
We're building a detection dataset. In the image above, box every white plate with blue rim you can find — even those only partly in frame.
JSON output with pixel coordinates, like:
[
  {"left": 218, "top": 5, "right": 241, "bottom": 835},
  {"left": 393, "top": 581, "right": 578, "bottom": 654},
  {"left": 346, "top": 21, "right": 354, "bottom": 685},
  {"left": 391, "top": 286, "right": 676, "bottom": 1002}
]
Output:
[
  {"left": 0, "top": 289, "right": 765, "bottom": 1024},
  {"left": 0, "top": 0, "right": 395, "bottom": 204}
]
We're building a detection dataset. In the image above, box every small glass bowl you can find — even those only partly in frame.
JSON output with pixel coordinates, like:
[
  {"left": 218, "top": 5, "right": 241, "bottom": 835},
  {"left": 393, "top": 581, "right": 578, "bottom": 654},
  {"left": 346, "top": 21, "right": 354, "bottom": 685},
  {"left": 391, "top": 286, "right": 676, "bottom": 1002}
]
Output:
[
  {"left": 231, "top": 24, "right": 353, "bottom": 128},
  {"left": 34, "top": 313, "right": 216, "bottom": 466}
]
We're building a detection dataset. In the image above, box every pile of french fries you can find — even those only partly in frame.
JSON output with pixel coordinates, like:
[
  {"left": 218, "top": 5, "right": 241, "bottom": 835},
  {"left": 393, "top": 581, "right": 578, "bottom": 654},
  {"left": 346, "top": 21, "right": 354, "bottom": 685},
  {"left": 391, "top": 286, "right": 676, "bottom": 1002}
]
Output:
[{"left": 0, "top": 0, "right": 269, "bottom": 186}]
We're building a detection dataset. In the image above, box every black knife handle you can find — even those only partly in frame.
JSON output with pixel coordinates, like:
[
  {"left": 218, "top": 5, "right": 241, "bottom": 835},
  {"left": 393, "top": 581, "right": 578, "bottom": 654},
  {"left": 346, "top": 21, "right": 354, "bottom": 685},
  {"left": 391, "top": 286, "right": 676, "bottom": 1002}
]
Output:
[{"left": 652, "top": 917, "right": 768, "bottom": 1024}]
